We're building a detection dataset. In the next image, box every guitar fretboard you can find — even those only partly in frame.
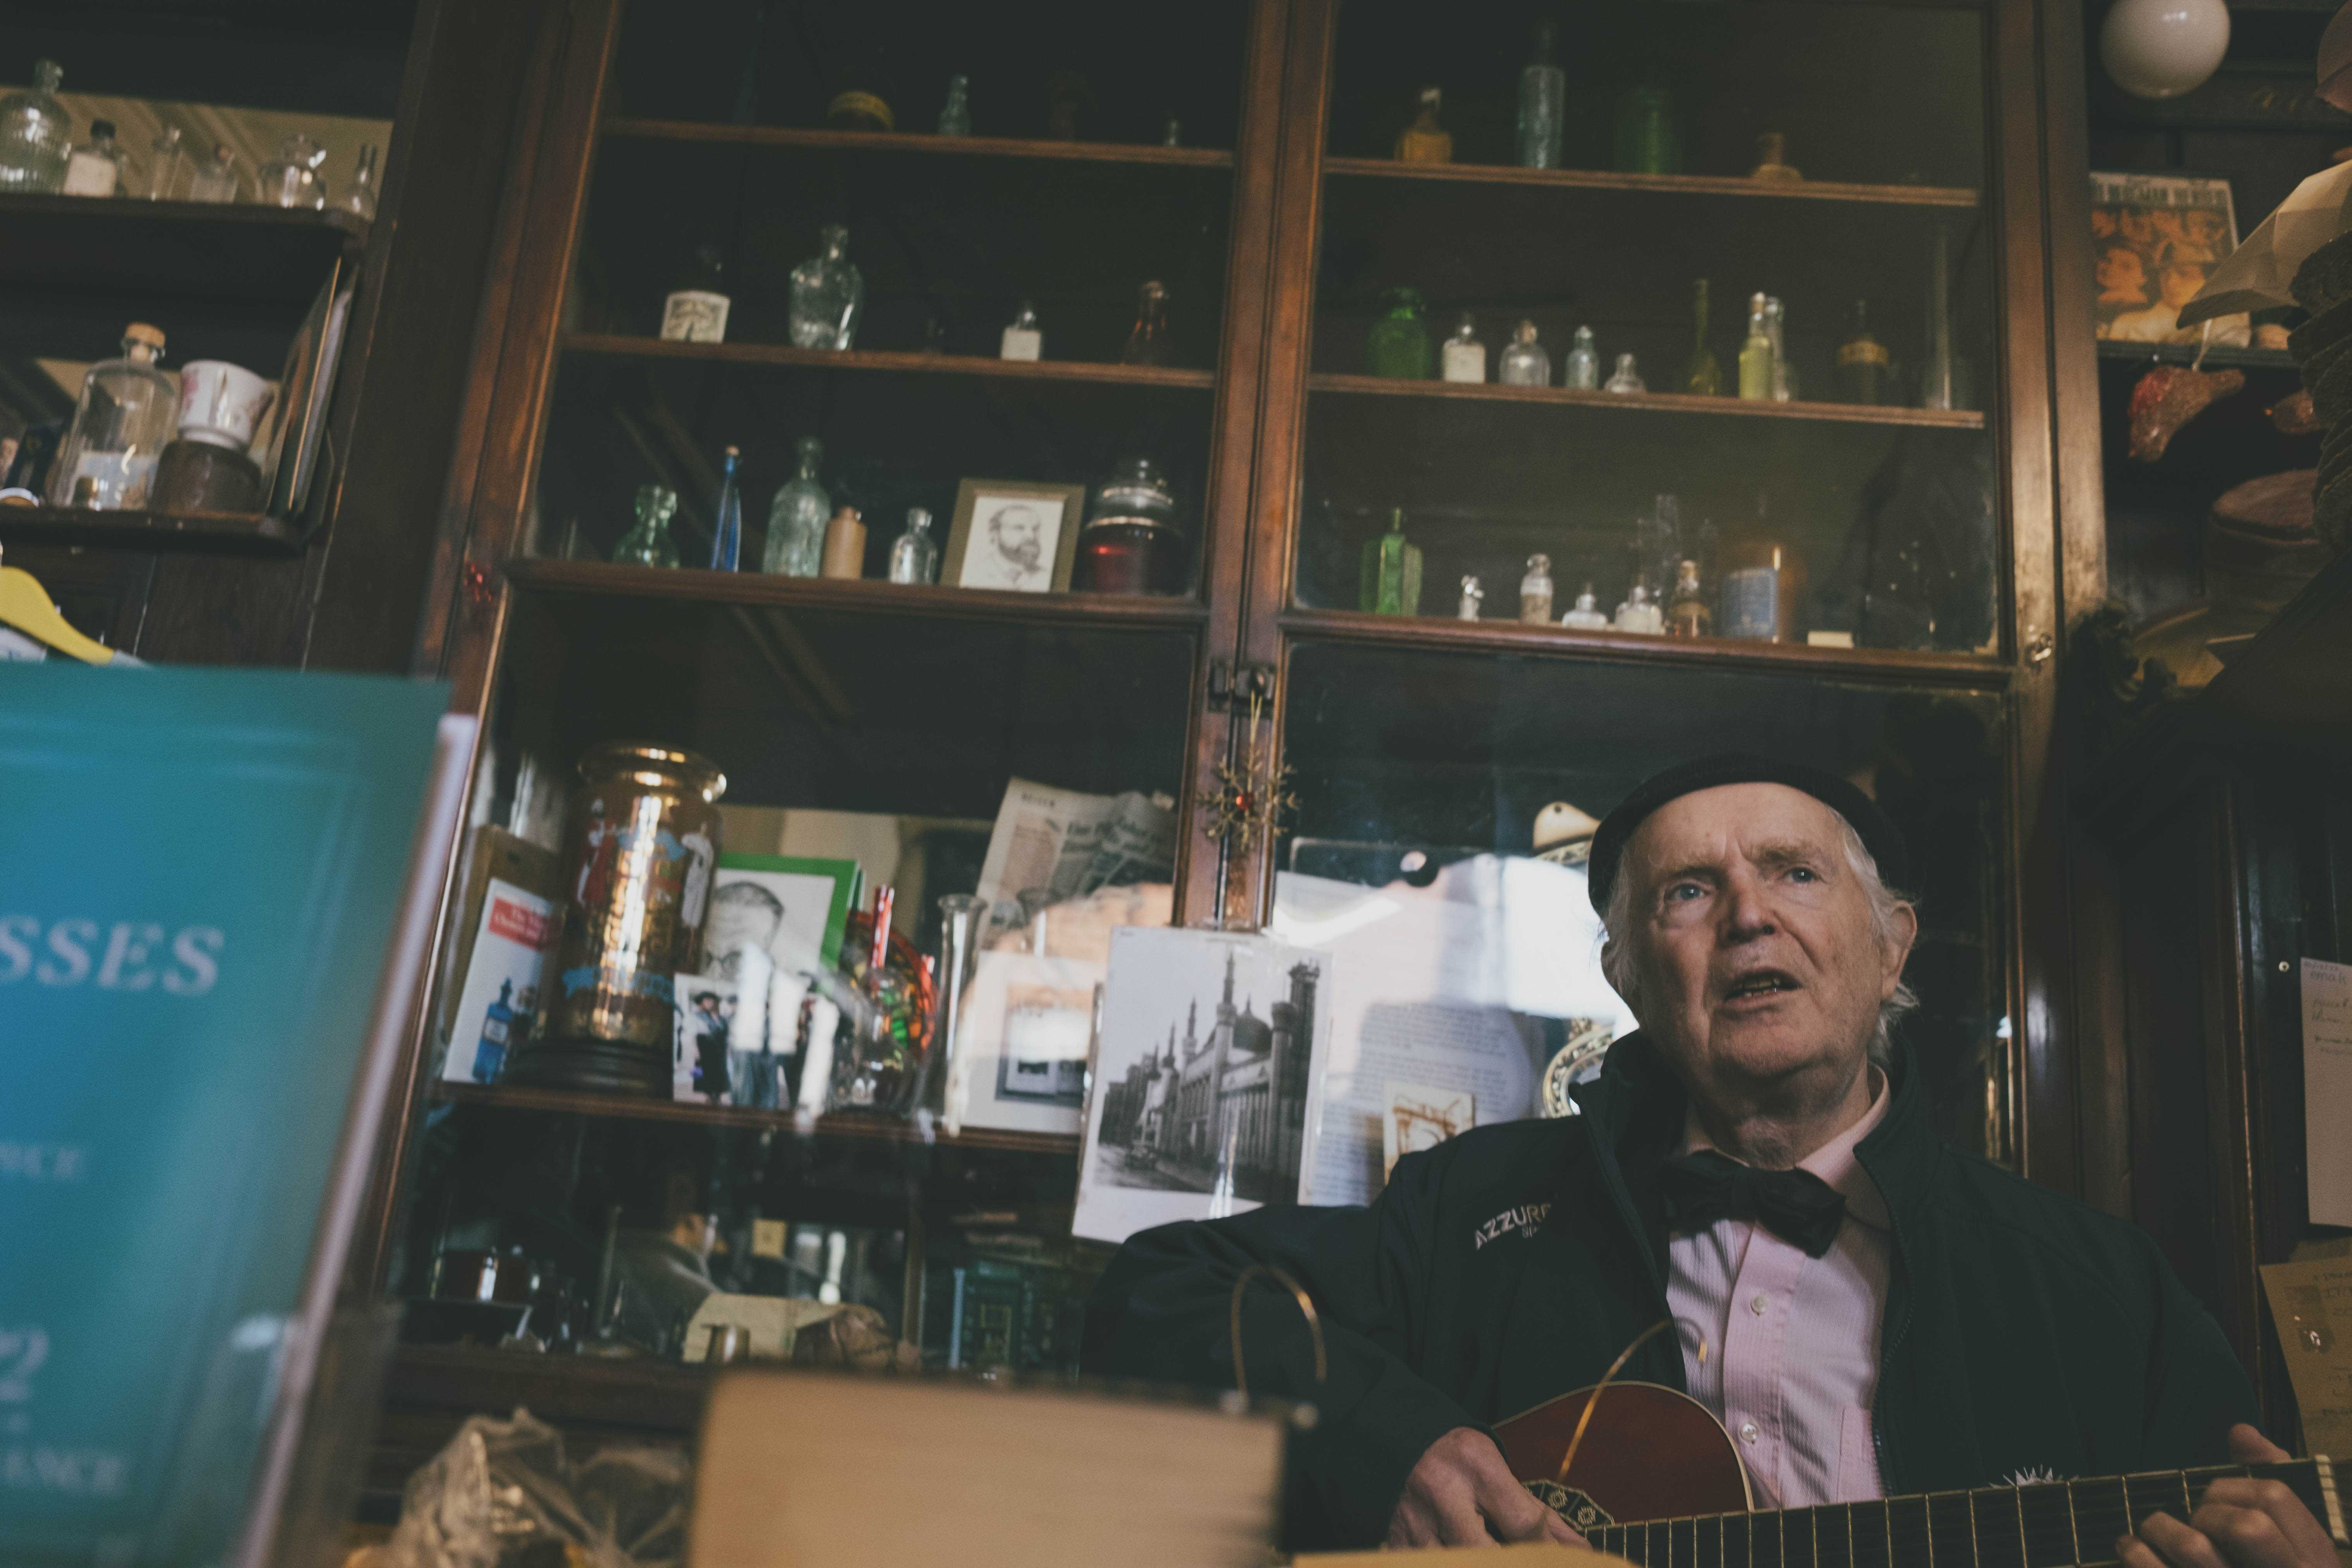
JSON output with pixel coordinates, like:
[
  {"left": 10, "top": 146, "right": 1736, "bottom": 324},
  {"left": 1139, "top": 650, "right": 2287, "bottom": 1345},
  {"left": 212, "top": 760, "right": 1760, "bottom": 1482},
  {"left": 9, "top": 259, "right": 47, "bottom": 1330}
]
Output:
[{"left": 1579, "top": 1459, "right": 2345, "bottom": 1568}]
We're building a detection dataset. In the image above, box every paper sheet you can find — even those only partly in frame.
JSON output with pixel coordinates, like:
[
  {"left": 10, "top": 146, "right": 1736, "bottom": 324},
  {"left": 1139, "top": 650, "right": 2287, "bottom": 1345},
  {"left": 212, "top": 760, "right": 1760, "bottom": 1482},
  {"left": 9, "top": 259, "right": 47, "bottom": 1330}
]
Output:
[
  {"left": 1274, "top": 859, "right": 1635, "bottom": 1208},
  {"left": 2304, "top": 958, "right": 2352, "bottom": 1227},
  {"left": 2260, "top": 1258, "right": 2352, "bottom": 1460}
]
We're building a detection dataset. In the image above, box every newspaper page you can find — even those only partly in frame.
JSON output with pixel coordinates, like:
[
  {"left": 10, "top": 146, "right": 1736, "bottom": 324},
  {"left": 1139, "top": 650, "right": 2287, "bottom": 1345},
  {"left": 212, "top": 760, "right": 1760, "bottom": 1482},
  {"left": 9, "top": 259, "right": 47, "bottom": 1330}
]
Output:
[
  {"left": 1272, "top": 856, "right": 1635, "bottom": 1208},
  {"left": 974, "top": 778, "right": 1175, "bottom": 912}
]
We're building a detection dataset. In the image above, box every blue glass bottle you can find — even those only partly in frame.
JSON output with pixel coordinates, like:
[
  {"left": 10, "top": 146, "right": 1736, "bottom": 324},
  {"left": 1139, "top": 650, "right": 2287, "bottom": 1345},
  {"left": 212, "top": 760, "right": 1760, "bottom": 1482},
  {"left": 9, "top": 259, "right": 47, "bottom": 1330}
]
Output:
[
  {"left": 708, "top": 445, "right": 743, "bottom": 571},
  {"left": 473, "top": 979, "right": 516, "bottom": 1084}
]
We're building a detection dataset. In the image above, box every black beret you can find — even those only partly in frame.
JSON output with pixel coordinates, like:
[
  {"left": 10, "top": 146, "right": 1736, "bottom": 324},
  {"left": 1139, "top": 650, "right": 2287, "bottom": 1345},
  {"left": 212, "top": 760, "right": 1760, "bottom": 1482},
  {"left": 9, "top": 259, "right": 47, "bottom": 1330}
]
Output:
[{"left": 1586, "top": 752, "right": 1911, "bottom": 914}]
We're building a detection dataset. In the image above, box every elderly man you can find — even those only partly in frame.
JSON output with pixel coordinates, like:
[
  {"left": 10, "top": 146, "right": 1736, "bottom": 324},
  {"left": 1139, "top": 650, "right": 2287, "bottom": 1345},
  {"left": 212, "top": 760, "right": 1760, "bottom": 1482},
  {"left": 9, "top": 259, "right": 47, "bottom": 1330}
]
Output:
[{"left": 1084, "top": 756, "right": 2338, "bottom": 1568}]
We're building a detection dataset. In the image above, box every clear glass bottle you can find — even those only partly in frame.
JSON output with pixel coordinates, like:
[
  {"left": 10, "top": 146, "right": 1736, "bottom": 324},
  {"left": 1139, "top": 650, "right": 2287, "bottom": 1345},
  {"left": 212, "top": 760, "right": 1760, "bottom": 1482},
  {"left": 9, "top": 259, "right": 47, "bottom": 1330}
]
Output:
[
  {"left": 788, "top": 223, "right": 865, "bottom": 350},
  {"left": 0, "top": 60, "right": 71, "bottom": 192},
  {"left": 1837, "top": 299, "right": 1889, "bottom": 406},
  {"left": 61, "top": 119, "right": 126, "bottom": 196},
  {"left": 1603, "top": 353, "right": 1646, "bottom": 394},
  {"left": 707, "top": 446, "right": 743, "bottom": 571},
  {"left": 1441, "top": 313, "right": 1486, "bottom": 383},
  {"left": 187, "top": 142, "right": 243, "bottom": 203},
  {"left": 257, "top": 132, "right": 327, "bottom": 208},
  {"left": 1458, "top": 574, "right": 1483, "bottom": 620},
  {"left": 661, "top": 243, "right": 730, "bottom": 343},
  {"left": 1359, "top": 507, "right": 1423, "bottom": 615},
  {"left": 334, "top": 143, "right": 379, "bottom": 219},
  {"left": 49, "top": 324, "right": 175, "bottom": 508},
  {"left": 763, "top": 436, "right": 831, "bottom": 575},
  {"left": 1738, "top": 292, "right": 1774, "bottom": 400},
  {"left": 1395, "top": 86, "right": 1452, "bottom": 164},
  {"left": 1499, "top": 320, "right": 1550, "bottom": 387},
  {"left": 1683, "top": 278, "right": 1721, "bottom": 396},
  {"left": 887, "top": 507, "right": 940, "bottom": 584},
  {"left": 1519, "top": 553, "right": 1555, "bottom": 623},
  {"left": 1000, "top": 300, "right": 1042, "bottom": 361},
  {"left": 1517, "top": 20, "right": 1567, "bottom": 169},
  {"left": 1613, "top": 581, "right": 1664, "bottom": 635},
  {"left": 1565, "top": 325, "right": 1599, "bottom": 390},
  {"left": 145, "top": 124, "right": 185, "bottom": 200},
  {"left": 1560, "top": 584, "right": 1611, "bottom": 631},
  {"left": 1161, "top": 114, "right": 1182, "bottom": 147},
  {"left": 1120, "top": 281, "right": 1171, "bottom": 366},
  {"left": 1666, "top": 559, "right": 1713, "bottom": 637},
  {"left": 937, "top": 74, "right": 972, "bottom": 136},
  {"left": 1766, "top": 297, "right": 1793, "bottom": 401},
  {"left": 1366, "top": 288, "right": 1432, "bottom": 379},
  {"left": 611, "top": 484, "right": 681, "bottom": 568},
  {"left": 1751, "top": 132, "right": 1802, "bottom": 183}
]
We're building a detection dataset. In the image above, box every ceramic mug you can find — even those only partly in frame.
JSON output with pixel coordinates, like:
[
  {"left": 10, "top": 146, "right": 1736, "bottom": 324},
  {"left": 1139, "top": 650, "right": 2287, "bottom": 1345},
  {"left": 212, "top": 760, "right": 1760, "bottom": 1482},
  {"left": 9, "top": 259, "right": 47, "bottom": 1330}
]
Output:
[{"left": 176, "top": 359, "right": 274, "bottom": 449}]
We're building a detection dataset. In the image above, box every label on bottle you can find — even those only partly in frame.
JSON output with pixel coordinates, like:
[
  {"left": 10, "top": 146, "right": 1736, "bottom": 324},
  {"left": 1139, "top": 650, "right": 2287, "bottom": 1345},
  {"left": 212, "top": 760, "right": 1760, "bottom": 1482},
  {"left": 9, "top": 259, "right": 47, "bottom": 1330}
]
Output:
[
  {"left": 61, "top": 150, "right": 116, "bottom": 197},
  {"left": 1000, "top": 327, "right": 1042, "bottom": 362},
  {"left": 661, "top": 290, "right": 731, "bottom": 344},
  {"left": 1721, "top": 567, "right": 1781, "bottom": 640},
  {"left": 1837, "top": 338, "right": 1892, "bottom": 368},
  {"left": 1442, "top": 341, "right": 1487, "bottom": 384}
]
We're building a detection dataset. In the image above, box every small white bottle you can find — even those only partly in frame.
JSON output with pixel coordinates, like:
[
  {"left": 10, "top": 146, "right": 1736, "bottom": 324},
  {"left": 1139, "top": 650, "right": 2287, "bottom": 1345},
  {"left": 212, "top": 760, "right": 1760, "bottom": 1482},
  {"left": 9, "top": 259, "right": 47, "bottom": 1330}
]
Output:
[
  {"left": 1519, "top": 553, "right": 1554, "bottom": 623},
  {"left": 1442, "top": 313, "right": 1486, "bottom": 383},
  {"left": 1000, "top": 300, "right": 1042, "bottom": 361},
  {"left": 1565, "top": 326, "right": 1599, "bottom": 390},
  {"left": 61, "top": 119, "right": 126, "bottom": 196},
  {"left": 1458, "top": 574, "right": 1483, "bottom": 620},
  {"left": 1560, "top": 584, "right": 1610, "bottom": 630},
  {"left": 1614, "top": 581, "right": 1664, "bottom": 634}
]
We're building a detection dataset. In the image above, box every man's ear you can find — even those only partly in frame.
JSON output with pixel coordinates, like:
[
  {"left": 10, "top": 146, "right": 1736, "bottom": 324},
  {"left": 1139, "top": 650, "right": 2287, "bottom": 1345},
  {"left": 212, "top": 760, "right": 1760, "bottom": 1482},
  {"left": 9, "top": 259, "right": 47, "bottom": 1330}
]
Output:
[{"left": 1881, "top": 901, "right": 1920, "bottom": 996}]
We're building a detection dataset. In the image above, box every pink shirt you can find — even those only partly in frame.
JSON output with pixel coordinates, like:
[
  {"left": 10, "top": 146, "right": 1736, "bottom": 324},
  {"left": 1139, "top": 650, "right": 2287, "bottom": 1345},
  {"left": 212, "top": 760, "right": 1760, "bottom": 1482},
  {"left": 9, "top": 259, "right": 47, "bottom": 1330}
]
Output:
[{"left": 1665, "top": 1073, "right": 1892, "bottom": 1510}]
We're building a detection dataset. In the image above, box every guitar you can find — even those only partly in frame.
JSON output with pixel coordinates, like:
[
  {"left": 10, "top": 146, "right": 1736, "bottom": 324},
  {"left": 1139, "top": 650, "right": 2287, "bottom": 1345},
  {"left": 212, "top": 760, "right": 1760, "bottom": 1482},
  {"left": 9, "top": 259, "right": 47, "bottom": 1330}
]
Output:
[{"left": 1493, "top": 1382, "right": 2351, "bottom": 1568}]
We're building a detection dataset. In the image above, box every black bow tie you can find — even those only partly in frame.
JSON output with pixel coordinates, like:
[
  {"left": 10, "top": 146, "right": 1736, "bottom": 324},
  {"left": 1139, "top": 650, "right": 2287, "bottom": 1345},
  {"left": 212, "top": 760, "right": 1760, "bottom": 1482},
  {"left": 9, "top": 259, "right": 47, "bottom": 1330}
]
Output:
[{"left": 1655, "top": 1149, "right": 1848, "bottom": 1258}]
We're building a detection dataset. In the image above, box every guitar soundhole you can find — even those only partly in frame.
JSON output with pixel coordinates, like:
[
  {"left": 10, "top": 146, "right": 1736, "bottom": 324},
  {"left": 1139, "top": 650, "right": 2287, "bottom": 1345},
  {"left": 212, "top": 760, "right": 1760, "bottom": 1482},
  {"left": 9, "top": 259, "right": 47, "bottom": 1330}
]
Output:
[{"left": 1525, "top": 1480, "right": 1614, "bottom": 1531}]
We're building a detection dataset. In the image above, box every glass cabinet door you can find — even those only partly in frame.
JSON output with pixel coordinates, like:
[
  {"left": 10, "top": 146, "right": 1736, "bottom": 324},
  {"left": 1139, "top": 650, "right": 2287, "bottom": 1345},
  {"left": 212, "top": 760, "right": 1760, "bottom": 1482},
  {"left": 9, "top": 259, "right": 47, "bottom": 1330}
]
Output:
[
  {"left": 1290, "top": 0, "right": 2002, "bottom": 655},
  {"left": 1253, "top": 0, "right": 2023, "bottom": 1160},
  {"left": 387, "top": 0, "right": 1273, "bottom": 1382}
]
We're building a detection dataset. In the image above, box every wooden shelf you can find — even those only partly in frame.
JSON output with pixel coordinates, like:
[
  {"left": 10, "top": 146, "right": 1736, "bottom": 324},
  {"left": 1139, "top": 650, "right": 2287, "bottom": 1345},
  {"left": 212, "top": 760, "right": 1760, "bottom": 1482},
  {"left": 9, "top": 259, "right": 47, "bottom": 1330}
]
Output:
[
  {"left": 603, "top": 117, "right": 1234, "bottom": 168},
  {"left": 432, "top": 1080, "right": 1083, "bottom": 1155},
  {"left": 1308, "top": 372, "right": 1986, "bottom": 430},
  {"left": 0, "top": 194, "right": 361, "bottom": 305},
  {"left": 562, "top": 331, "right": 1216, "bottom": 389},
  {"left": 0, "top": 504, "right": 303, "bottom": 557},
  {"left": 504, "top": 556, "right": 1206, "bottom": 630},
  {"left": 1323, "top": 156, "right": 1978, "bottom": 209},
  {"left": 1280, "top": 607, "right": 2014, "bottom": 690}
]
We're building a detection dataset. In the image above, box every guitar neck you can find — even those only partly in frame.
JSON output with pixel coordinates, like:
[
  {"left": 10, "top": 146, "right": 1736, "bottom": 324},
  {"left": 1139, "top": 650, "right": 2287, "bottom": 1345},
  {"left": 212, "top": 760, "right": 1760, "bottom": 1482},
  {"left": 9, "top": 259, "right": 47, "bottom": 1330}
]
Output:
[{"left": 1579, "top": 1458, "right": 2349, "bottom": 1568}]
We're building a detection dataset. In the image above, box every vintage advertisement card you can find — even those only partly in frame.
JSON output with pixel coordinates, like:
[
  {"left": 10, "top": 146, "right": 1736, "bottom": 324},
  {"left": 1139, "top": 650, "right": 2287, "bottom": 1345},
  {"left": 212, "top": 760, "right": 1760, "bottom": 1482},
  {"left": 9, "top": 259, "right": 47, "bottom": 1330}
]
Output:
[{"left": 2091, "top": 172, "right": 2253, "bottom": 347}]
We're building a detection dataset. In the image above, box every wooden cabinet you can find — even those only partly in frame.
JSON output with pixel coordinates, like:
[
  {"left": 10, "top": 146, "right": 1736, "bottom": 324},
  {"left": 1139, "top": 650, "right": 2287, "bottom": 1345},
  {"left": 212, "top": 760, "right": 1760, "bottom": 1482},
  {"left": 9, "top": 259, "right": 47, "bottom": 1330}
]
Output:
[{"left": 366, "top": 0, "right": 2106, "bottom": 1465}]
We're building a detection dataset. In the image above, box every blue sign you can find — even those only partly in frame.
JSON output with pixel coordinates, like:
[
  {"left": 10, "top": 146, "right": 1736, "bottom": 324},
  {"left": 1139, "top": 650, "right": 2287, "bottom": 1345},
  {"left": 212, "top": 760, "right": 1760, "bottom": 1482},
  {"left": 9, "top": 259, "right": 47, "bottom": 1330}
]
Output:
[{"left": 0, "top": 665, "right": 448, "bottom": 1564}]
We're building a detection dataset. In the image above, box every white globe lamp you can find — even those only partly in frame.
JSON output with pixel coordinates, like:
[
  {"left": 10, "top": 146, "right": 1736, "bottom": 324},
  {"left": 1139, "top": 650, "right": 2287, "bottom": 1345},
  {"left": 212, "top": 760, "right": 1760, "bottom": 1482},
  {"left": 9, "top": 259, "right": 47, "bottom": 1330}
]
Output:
[{"left": 2101, "top": 0, "right": 2231, "bottom": 98}]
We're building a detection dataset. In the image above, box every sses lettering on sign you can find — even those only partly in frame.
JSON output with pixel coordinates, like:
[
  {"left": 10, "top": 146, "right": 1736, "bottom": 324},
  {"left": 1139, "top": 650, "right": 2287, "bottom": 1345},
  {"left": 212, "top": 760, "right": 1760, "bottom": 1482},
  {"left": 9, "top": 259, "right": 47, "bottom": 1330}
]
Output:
[{"left": 0, "top": 917, "right": 223, "bottom": 996}]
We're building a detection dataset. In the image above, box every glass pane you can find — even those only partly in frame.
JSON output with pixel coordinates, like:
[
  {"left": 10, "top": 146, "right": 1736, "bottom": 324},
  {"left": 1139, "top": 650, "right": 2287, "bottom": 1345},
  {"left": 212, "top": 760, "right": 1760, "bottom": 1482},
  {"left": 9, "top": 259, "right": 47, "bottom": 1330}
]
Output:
[
  {"left": 1299, "top": 0, "right": 2003, "bottom": 656},
  {"left": 1280, "top": 642, "right": 2013, "bottom": 1158}
]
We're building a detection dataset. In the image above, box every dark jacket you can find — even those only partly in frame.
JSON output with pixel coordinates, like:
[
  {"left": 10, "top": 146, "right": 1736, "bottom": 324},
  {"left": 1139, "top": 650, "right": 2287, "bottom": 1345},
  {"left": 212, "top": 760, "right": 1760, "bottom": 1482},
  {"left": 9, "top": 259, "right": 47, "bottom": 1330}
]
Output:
[{"left": 1082, "top": 1034, "right": 2257, "bottom": 1549}]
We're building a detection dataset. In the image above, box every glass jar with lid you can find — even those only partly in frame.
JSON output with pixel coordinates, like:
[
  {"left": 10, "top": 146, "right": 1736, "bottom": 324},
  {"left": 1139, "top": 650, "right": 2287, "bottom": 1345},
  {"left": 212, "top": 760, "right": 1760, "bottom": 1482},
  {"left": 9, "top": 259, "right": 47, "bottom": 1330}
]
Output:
[
  {"left": 0, "top": 59, "right": 71, "bottom": 191},
  {"left": 49, "top": 323, "right": 176, "bottom": 509},
  {"left": 1075, "top": 455, "right": 1185, "bottom": 596}
]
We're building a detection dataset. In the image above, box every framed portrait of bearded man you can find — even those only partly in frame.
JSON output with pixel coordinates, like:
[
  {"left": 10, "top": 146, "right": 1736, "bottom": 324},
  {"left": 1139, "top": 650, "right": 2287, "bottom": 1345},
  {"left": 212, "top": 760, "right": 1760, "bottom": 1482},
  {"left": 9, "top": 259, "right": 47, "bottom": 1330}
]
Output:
[{"left": 945, "top": 479, "right": 1087, "bottom": 593}]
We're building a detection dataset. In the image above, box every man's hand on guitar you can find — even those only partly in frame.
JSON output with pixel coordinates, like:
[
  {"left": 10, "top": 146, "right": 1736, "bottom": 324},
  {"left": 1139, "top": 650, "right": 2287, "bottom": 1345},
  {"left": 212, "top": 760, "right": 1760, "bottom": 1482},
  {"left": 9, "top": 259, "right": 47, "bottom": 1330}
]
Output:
[
  {"left": 2117, "top": 1426, "right": 2340, "bottom": 1568},
  {"left": 1388, "top": 1426, "right": 1590, "bottom": 1548}
]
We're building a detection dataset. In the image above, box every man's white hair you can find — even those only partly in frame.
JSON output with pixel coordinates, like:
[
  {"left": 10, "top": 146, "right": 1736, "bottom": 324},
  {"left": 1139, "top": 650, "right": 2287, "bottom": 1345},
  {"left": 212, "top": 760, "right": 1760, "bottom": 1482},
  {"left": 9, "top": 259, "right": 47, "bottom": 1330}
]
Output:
[{"left": 1597, "top": 813, "right": 1918, "bottom": 1065}]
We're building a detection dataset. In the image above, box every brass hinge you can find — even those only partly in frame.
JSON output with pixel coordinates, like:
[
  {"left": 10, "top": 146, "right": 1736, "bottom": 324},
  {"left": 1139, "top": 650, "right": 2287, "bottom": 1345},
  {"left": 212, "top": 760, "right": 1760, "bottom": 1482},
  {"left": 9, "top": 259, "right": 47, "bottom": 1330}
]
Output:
[{"left": 1206, "top": 658, "right": 1276, "bottom": 706}]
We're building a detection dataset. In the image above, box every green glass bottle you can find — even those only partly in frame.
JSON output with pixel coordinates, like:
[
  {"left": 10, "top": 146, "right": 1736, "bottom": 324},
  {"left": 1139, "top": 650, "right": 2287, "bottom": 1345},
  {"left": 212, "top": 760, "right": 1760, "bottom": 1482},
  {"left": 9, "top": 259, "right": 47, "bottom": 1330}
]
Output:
[
  {"left": 1683, "top": 278, "right": 1721, "bottom": 395},
  {"left": 1737, "top": 291, "right": 1774, "bottom": 401},
  {"left": 1612, "top": 84, "right": 1680, "bottom": 175},
  {"left": 1359, "top": 507, "right": 1424, "bottom": 615},
  {"left": 611, "top": 483, "right": 681, "bottom": 567},
  {"left": 1365, "top": 287, "right": 1432, "bottom": 379}
]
